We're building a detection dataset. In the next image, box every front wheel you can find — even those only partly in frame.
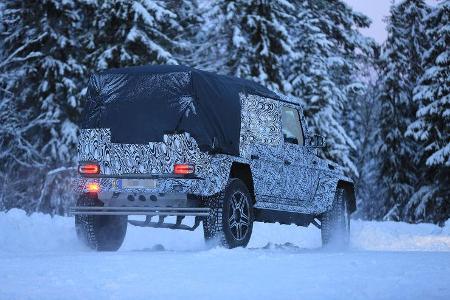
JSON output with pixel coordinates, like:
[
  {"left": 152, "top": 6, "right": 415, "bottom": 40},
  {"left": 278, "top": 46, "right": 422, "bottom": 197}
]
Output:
[
  {"left": 75, "top": 195, "right": 128, "bottom": 251},
  {"left": 203, "top": 178, "right": 254, "bottom": 248},
  {"left": 320, "top": 187, "right": 350, "bottom": 249}
]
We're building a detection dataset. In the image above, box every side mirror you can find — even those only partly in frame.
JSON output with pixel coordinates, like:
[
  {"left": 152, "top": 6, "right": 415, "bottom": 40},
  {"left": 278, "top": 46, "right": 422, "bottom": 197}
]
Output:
[{"left": 306, "top": 134, "right": 325, "bottom": 148}]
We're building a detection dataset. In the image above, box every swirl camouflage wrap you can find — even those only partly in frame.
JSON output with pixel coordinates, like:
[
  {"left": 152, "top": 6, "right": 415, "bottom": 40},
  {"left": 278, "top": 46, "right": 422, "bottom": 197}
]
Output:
[
  {"left": 239, "top": 94, "right": 347, "bottom": 215},
  {"left": 75, "top": 93, "right": 351, "bottom": 215},
  {"left": 75, "top": 128, "right": 233, "bottom": 196}
]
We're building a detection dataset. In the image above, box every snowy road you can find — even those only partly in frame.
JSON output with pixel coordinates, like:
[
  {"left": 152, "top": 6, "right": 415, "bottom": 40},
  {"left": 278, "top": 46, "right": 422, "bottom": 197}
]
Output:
[{"left": 1, "top": 210, "right": 450, "bottom": 300}]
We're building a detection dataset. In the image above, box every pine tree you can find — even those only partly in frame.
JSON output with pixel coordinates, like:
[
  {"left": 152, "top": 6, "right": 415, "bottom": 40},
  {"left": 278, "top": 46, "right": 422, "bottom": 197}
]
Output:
[
  {"left": 81, "top": 0, "right": 181, "bottom": 71},
  {"left": 352, "top": 74, "right": 385, "bottom": 219},
  {"left": 288, "top": 0, "right": 376, "bottom": 178},
  {"left": 198, "top": 0, "right": 295, "bottom": 92},
  {"left": 405, "top": 0, "right": 450, "bottom": 224},
  {"left": 1, "top": 0, "right": 85, "bottom": 213},
  {"left": 0, "top": 96, "right": 50, "bottom": 211},
  {"left": 377, "top": 0, "right": 431, "bottom": 221},
  {"left": 166, "top": 0, "right": 203, "bottom": 64},
  {"left": 2, "top": 0, "right": 85, "bottom": 163}
]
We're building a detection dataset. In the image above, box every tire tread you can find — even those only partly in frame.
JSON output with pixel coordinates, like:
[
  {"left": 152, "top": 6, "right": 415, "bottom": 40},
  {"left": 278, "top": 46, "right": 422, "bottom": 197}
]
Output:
[
  {"left": 321, "top": 187, "right": 350, "bottom": 248},
  {"left": 203, "top": 178, "right": 253, "bottom": 248},
  {"left": 75, "top": 195, "right": 127, "bottom": 251}
]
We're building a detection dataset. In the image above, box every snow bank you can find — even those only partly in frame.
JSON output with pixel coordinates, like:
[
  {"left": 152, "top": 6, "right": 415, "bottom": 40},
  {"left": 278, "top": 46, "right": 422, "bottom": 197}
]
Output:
[
  {"left": 0, "top": 209, "right": 84, "bottom": 254},
  {"left": 0, "top": 209, "right": 449, "bottom": 253},
  {"left": 352, "top": 219, "right": 450, "bottom": 251}
]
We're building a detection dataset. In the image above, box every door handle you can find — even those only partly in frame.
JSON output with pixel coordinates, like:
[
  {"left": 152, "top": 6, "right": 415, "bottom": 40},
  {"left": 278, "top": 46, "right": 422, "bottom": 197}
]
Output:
[
  {"left": 284, "top": 160, "right": 291, "bottom": 165},
  {"left": 251, "top": 154, "right": 259, "bottom": 160}
]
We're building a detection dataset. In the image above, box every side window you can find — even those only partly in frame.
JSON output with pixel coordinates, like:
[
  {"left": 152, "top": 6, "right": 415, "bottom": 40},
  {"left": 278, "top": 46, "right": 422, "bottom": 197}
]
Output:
[{"left": 282, "top": 106, "right": 304, "bottom": 145}]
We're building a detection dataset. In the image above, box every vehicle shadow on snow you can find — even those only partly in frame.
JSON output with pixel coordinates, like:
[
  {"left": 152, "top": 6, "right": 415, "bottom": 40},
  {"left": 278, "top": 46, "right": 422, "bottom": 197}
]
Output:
[
  {"left": 127, "top": 242, "right": 349, "bottom": 254},
  {"left": 250, "top": 242, "right": 351, "bottom": 254},
  {"left": 250, "top": 242, "right": 319, "bottom": 252},
  {"left": 130, "top": 244, "right": 168, "bottom": 252}
]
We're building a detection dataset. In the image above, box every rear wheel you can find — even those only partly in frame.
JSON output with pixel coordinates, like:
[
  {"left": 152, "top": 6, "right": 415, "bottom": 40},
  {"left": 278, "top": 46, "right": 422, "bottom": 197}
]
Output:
[
  {"left": 320, "top": 187, "right": 350, "bottom": 249},
  {"left": 75, "top": 195, "right": 128, "bottom": 251},
  {"left": 203, "top": 178, "right": 254, "bottom": 248}
]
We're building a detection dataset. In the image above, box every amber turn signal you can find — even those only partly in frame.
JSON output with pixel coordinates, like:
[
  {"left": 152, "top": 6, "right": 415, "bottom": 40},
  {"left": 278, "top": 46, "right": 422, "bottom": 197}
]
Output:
[{"left": 86, "top": 182, "right": 100, "bottom": 193}]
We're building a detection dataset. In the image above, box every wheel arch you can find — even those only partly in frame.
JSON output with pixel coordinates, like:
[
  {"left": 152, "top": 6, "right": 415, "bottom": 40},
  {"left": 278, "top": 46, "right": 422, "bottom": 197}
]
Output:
[
  {"left": 229, "top": 162, "right": 256, "bottom": 204},
  {"left": 337, "top": 180, "right": 356, "bottom": 213}
]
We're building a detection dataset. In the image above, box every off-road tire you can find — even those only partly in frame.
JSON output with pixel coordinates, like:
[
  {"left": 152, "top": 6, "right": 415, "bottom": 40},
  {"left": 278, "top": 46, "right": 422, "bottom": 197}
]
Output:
[
  {"left": 320, "top": 187, "right": 350, "bottom": 248},
  {"left": 75, "top": 195, "right": 128, "bottom": 251},
  {"left": 203, "top": 178, "right": 254, "bottom": 248}
]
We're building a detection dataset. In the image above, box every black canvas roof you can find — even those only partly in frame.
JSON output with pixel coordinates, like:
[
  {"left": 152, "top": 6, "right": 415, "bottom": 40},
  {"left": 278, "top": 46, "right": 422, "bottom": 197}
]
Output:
[{"left": 81, "top": 65, "right": 280, "bottom": 155}]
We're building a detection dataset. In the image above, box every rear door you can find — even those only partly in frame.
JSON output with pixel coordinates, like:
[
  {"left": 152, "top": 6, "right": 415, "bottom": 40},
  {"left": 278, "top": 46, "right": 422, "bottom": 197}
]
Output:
[
  {"left": 240, "top": 94, "right": 284, "bottom": 200},
  {"left": 281, "top": 105, "right": 320, "bottom": 205}
]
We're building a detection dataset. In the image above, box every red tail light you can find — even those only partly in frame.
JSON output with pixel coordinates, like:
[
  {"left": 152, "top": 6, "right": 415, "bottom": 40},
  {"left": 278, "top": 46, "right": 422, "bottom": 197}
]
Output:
[
  {"left": 78, "top": 163, "right": 100, "bottom": 175},
  {"left": 174, "top": 164, "right": 195, "bottom": 175}
]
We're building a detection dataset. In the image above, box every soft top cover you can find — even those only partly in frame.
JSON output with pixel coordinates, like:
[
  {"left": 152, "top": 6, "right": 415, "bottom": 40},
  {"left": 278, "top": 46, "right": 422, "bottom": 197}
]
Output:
[{"left": 81, "top": 65, "right": 280, "bottom": 155}]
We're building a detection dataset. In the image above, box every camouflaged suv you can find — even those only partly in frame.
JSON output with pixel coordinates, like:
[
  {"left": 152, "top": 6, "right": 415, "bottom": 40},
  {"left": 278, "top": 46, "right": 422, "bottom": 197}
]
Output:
[{"left": 72, "top": 65, "right": 355, "bottom": 251}]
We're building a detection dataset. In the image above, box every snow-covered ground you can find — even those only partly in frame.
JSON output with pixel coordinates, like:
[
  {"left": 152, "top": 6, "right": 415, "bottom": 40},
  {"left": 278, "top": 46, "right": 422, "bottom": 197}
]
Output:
[{"left": 1, "top": 209, "right": 449, "bottom": 300}]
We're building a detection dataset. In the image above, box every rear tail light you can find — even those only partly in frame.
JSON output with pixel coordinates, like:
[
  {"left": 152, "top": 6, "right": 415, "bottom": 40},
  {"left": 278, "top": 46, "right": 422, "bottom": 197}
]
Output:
[
  {"left": 78, "top": 162, "right": 100, "bottom": 175},
  {"left": 173, "top": 164, "right": 195, "bottom": 175}
]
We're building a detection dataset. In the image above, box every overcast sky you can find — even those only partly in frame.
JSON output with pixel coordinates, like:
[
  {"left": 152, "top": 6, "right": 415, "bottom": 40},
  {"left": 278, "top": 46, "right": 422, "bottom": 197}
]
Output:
[{"left": 344, "top": 0, "right": 438, "bottom": 43}]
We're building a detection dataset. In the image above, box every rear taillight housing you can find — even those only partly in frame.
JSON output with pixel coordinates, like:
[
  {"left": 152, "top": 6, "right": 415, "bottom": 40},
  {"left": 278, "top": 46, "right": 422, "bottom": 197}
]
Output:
[
  {"left": 78, "top": 162, "right": 100, "bottom": 175},
  {"left": 173, "top": 164, "right": 195, "bottom": 175}
]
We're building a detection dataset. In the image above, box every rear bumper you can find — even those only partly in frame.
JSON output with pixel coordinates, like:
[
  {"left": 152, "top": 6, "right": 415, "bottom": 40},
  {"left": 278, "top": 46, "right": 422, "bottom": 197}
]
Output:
[
  {"left": 70, "top": 190, "right": 210, "bottom": 217},
  {"left": 72, "top": 175, "right": 219, "bottom": 197},
  {"left": 69, "top": 206, "right": 211, "bottom": 216},
  {"left": 97, "top": 190, "right": 197, "bottom": 207}
]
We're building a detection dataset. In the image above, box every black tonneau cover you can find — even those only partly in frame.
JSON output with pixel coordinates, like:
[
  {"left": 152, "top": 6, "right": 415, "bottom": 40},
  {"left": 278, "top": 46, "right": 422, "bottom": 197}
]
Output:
[{"left": 81, "top": 65, "right": 280, "bottom": 155}]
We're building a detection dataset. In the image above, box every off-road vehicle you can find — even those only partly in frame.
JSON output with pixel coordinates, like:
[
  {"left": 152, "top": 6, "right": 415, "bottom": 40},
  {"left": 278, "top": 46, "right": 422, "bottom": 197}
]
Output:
[{"left": 72, "top": 65, "right": 355, "bottom": 251}]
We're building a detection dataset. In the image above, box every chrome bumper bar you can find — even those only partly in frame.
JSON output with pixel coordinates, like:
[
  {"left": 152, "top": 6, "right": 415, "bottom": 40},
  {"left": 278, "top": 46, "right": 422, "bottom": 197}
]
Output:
[{"left": 69, "top": 206, "right": 211, "bottom": 216}]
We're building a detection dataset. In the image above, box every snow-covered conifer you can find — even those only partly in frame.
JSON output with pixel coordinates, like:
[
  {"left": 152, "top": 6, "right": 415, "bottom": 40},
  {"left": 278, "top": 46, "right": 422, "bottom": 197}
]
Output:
[
  {"left": 166, "top": 0, "right": 203, "bottom": 63},
  {"left": 377, "top": 0, "right": 431, "bottom": 221},
  {"left": 81, "top": 0, "right": 181, "bottom": 70},
  {"left": 288, "top": 0, "right": 376, "bottom": 178},
  {"left": 1, "top": 0, "right": 85, "bottom": 213},
  {"left": 2, "top": 0, "right": 85, "bottom": 163},
  {"left": 405, "top": 1, "right": 450, "bottom": 224},
  {"left": 198, "top": 0, "right": 295, "bottom": 92}
]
